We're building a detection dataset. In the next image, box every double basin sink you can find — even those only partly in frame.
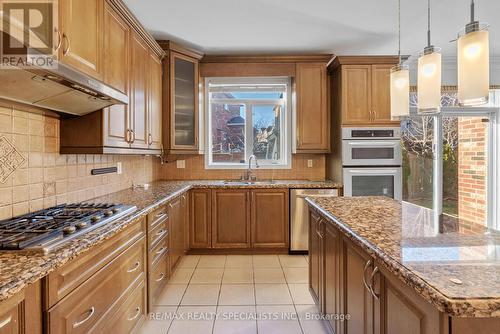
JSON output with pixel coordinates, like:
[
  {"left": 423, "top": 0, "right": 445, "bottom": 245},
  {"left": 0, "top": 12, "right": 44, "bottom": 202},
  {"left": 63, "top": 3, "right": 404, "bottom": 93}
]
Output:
[{"left": 220, "top": 179, "right": 277, "bottom": 185}]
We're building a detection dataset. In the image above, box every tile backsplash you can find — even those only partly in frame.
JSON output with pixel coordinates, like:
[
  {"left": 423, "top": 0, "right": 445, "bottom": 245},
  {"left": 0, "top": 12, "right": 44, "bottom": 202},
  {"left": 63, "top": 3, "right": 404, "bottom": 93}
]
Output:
[{"left": 0, "top": 106, "right": 161, "bottom": 220}]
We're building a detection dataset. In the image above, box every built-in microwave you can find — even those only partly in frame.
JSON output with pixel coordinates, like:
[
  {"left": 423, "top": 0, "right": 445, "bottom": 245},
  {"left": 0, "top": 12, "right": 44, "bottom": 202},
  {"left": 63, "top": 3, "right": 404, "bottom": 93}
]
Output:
[{"left": 343, "top": 167, "right": 402, "bottom": 200}]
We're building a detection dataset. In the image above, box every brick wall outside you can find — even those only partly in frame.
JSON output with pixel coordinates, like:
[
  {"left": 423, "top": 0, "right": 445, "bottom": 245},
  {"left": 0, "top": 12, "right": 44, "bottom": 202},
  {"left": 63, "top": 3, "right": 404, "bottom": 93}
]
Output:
[{"left": 457, "top": 117, "right": 488, "bottom": 227}]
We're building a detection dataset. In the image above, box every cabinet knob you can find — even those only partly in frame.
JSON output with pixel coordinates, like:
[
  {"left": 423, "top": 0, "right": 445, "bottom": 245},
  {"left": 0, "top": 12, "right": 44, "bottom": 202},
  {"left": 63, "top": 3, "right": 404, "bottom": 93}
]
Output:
[{"left": 148, "top": 133, "right": 153, "bottom": 145}]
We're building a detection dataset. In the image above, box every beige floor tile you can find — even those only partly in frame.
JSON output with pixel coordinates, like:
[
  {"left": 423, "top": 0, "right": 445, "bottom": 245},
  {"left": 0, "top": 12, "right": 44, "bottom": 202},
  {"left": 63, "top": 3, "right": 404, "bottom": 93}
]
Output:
[
  {"left": 138, "top": 306, "right": 177, "bottom": 334},
  {"left": 218, "top": 284, "right": 255, "bottom": 305},
  {"left": 214, "top": 305, "right": 257, "bottom": 334},
  {"left": 296, "top": 304, "right": 331, "bottom": 334},
  {"left": 181, "top": 284, "right": 220, "bottom": 306},
  {"left": 222, "top": 268, "right": 254, "bottom": 284},
  {"left": 255, "top": 284, "right": 293, "bottom": 305},
  {"left": 283, "top": 267, "right": 308, "bottom": 284},
  {"left": 197, "top": 255, "right": 227, "bottom": 268},
  {"left": 279, "top": 254, "right": 308, "bottom": 268},
  {"left": 155, "top": 284, "right": 187, "bottom": 306},
  {"left": 256, "top": 305, "right": 302, "bottom": 334},
  {"left": 252, "top": 255, "right": 281, "bottom": 268},
  {"left": 169, "top": 268, "right": 195, "bottom": 284},
  {"left": 168, "top": 306, "right": 216, "bottom": 334},
  {"left": 225, "top": 255, "right": 253, "bottom": 268},
  {"left": 177, "top": 255, "right": 200, "bottom": 268},
  {"left": 288, "top": 284, "right": 315, "bottom": 304},
  {"left": 253, "top": 268, "right": 286, "bottom": 283},
  {"left": 190, "top": 268, "right": 224, "bottom": 284}
]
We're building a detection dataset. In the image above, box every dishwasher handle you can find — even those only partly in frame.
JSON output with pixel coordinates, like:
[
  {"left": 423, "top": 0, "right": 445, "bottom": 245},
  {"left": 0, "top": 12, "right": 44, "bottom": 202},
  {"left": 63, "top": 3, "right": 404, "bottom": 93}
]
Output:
[{"left": 296, "top": 194, "right": 338, "bottom": 199}]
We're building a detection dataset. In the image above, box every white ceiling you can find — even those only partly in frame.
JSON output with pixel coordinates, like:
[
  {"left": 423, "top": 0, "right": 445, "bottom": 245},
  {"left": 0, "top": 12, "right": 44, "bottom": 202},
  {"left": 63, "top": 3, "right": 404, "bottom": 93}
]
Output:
[{"left": 124, "top": 0, "right": 500, "bottom": 58}]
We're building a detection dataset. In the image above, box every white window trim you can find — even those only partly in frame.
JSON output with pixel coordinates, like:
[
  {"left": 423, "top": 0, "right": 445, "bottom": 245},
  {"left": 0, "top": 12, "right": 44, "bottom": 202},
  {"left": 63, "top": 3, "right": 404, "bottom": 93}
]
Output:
[
  {"left": 407, "top": 106, "right": 499, "bottom": 229},
  {"left": 204, "top": 77, "right": 292, "bottom": 170}
]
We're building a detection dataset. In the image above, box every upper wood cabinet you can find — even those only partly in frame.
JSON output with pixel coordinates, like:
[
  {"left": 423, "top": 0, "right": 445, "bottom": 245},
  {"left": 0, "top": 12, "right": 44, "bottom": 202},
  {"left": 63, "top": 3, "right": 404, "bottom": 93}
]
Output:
[
  {"left": 59, "top": 0, "right": 103, "bottom": 79},
  {"left": 333, "top": 57, "right": 399, "bottom": 127},
  {"left": 159, "top": 41, "right": 203, "bottom": 155},
  {"left": 296, "top": 62, "right": 330, "bottom": 153},
  {"left": 148, "top": 53, "right": 163, "bottom": 150},
  {"left": 212, "top": 189, "right": 251, "bottom": 248},
  {"left": 250, "top": 189, "right": 289, "bottom": 248}
]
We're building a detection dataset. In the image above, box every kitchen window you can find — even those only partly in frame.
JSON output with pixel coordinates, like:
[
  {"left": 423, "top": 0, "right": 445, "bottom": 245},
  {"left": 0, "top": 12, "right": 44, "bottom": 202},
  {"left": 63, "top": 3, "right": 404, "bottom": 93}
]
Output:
[
  {"left": 205, "top": 77, "right": 291, "bottom": 169},
  {"left": 404, "top": 90, "right": 499, "bottom": 230}
]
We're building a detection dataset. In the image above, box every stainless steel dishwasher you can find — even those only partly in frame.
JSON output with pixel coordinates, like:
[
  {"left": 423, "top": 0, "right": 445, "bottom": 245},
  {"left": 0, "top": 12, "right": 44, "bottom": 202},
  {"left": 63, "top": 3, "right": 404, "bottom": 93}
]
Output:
[{"left": 290, "top": 188, "right": 339, "bottom": 252}]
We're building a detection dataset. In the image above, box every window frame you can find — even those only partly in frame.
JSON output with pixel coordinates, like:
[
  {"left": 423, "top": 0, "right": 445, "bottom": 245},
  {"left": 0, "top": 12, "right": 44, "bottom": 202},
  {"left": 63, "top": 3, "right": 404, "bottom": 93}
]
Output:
[
  {"left": 204, "top": 77, "right": 292, "bottom": 170},
  {"left": 407, "top": 106, "right": 499, "bottom": 229}
]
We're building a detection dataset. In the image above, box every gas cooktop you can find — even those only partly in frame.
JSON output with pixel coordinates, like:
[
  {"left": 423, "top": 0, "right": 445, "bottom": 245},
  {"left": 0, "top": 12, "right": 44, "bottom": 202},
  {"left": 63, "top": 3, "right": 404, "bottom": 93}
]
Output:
[{"left": 0, "top": 203, "right": 136, "bottom": 253}]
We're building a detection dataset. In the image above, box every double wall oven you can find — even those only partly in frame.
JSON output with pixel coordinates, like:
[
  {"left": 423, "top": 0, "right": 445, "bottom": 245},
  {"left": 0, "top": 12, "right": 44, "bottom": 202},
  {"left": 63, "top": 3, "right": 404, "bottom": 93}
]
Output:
[{"left": 342, "top": 127, "right": 402, "bottom": 200}]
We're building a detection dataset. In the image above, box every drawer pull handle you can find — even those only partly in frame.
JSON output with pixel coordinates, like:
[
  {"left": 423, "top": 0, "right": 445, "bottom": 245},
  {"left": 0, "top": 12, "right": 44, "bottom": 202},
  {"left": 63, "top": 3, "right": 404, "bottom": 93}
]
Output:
[
  {"left": 73, "top": 307, "right": 95, "bottom": 328},
  {"left": 362, "top": 260, "right": 372, "bottom": 292},
  {"left": 156, "top": 246, "right": 166, "bottom": 255},
  {"left": 127, "top": 307, "right": 141, "bottom": 321},
  {"left": 156, "top": 229, "right": 166, "bottom": 236},
  {"left": 0, "top": 315, "right": 12, "bottom": 329},
  {"left": 156, "top": 212, "right": 167, "bottom": 219},
  {"left": 369, "top": 266, "right": 380, "bottom": 300},
  {"left": 127, "top": 261, "right": 141, "bottom": 273},
  {"left": 156, "top": 272, "right": 165, "bottom": 282}
]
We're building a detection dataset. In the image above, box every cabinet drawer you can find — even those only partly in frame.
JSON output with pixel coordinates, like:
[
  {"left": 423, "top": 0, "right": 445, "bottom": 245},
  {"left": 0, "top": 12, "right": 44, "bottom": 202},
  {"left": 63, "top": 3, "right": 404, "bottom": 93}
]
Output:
[
  {"left": 45, "top": 218, "right": 146, "bottom": 309},
  {"left": 148, "top": 251, "right": 168, "bottom": 307},
  {"left": 148, "top": 218, "right": 168, "bottom": 250},
  {"left": 147, "top": 206, "right": 168, "bottom": 229},
  {"left": 97, "top": 279, "right": 146, "bottom": 334},
  {"left": 47, "top": 237, "right": 146, "bottom": 334},
  {"left": 149, "top": 235, "right": 168, "bottom": 267}
]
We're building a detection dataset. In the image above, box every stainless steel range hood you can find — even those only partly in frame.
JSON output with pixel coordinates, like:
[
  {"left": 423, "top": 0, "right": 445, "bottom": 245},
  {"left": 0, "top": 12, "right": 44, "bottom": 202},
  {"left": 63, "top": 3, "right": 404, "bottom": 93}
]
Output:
[{"left": 0, "top": 61, "right": 128, "bottom": 115}]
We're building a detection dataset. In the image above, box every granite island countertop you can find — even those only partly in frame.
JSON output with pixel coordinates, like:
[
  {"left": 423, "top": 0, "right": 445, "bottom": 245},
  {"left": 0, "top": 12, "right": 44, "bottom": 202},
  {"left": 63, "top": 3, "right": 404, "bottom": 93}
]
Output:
[
  {"left": 0, "top": 179, "right": 341, "bottom": 303},
  {"left": 305, "top": 196, "right": 500, "bottom": 318}
]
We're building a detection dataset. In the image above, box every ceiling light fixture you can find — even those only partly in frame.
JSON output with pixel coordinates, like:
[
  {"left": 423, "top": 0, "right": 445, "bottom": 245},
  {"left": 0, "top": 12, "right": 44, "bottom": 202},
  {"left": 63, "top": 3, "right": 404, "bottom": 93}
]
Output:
[
  {"left": 457, "top": 0, "right": 489, "bottom": 106},
  {"left": 390, "top": 0, "right": 409, "bottom": 120},
  {"left": 417, "top": 0, "right": 441, "bottom": 113}
]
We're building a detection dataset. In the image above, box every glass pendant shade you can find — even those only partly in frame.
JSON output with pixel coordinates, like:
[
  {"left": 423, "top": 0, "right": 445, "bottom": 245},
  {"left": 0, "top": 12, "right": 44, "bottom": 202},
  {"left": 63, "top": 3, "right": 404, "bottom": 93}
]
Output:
[
  {"left": 457, "top": 26, "right": 490, "bottom": 106},
  {"left": 417, "top": 48, "right": 442, "bottom": 113},
  {"left": 390, "top": 64, "right": 410, "bottom": 119}
]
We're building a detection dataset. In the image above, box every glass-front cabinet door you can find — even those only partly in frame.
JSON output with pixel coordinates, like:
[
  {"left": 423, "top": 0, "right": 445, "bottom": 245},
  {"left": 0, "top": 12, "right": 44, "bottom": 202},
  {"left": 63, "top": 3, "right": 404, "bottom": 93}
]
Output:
[{"left": 170, "top": 51, "right": 199, "bottom": 150}]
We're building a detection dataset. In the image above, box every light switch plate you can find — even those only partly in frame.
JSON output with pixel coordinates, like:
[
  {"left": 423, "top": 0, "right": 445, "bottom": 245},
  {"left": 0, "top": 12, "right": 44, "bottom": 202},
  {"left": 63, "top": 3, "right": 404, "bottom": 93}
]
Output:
[
  {"left": 307, "top": 159, "right": 313, "bottom": 168},
  {"left": 177, "top": 160, "right": 186, "bottom": 169},
  {"left": 116, "top": 162, "right": 122, "bottom": 174}
]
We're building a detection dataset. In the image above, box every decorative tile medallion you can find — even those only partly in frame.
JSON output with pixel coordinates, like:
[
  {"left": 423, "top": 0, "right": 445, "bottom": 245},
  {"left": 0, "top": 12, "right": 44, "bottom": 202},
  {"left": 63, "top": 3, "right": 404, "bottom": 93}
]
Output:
[{"left": 0, "top": 136, "right": 26, "bottom": 183}]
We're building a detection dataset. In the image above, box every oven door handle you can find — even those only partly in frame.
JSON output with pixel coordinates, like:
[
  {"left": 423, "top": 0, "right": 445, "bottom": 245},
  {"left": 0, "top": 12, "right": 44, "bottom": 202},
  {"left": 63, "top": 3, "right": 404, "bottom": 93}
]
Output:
[
  {"left": 346, "top": 169, "right": 400, "bottom": 175},
  {"left": 346, "top": 141, "right": 400, "bottom": 147}
]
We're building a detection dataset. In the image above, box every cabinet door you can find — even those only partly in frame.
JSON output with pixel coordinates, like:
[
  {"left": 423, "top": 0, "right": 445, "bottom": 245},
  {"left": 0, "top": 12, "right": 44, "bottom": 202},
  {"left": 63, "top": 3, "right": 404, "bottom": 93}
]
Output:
[
  {"left": 250, "top": 189, "right": 289, "bottom": 248},
  {"left": 190, "top": 189, "right": 212, "bottom": 248},
  {"left": 59, "top": 0, "right": 103, "bottom": 79},
  {"left": 296, "top": 63, "right": 329, "bottom": 152},
  {"left": 324, "top": 223, "right": 341, "bottom": 333},
  {"left": 0, "top": 282, "right": 42, "bottom": 334},
  {"left": 129, "top": 32, "right": 149, "bottom": 149},
  {"left": 341, "top": 65, "right": 372, "bottom": 125},
  {"left": 102, "top": 2, "right": 129, "bottom": 148},
  {"left": 168, "top": 196, "right": 183, "bottom": 270},
  {"left": 343, "top": 240, "right": 374, "bottom": 334},
  {"left": 212, "top": 190, "right": 250, "bottom": 248},
  {"left": 170, "top": 52, "right": 199, "bottom": 150},
  {"left": 308, "top": 211, "right": 323, "bottom": 306},
  {"left": 148, "top": 52, "right": 163, "bottom": 150},
  {"left": 371, "top": 65, "right": 398, "bottom": 125}
]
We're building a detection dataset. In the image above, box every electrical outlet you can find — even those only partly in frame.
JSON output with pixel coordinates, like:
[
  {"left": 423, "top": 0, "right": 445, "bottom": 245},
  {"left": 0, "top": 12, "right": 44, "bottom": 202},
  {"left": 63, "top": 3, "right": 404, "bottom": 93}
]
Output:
[
  {"left": 307, "top": 159, "right": 313, "bottom": 168},
  {"left": 116, "top": 162, "right": 122, "bottom": 174},
  {"left": 177, "top": 160, "right": 186, "bottom": 169}
]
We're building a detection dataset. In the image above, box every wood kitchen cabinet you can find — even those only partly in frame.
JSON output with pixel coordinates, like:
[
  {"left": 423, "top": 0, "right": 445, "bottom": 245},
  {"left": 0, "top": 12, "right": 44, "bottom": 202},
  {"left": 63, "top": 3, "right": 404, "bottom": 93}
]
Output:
[
  {"left": 58, "top": 0, "right": 103, "bottom": 79},
  {"left": 296, "top": 62, "right": 330, "bottom": 153},
  {"left": 251, "top": 189, "right": 289, "bottom": 248},
  {"left": 159, "top": 41, "right": 203, "bottom": 155},
  {"left": 190, "top": 189, "right": 212, "bottom": 249},
  {"left": 211, "top": 189, "right": 251, "bottom": 248},
  {"left": 0, "top": 282, "right": 42, "bottom": 334},
  {"left": 324, "top": 222, "right": 341, "bottom": 334},
  {"left": 308, "top": 210, "right": 324, "bottom": 306},
  {"left": 169, "top": 195, "right": 187, "bottom": 270},
  {"left": 331, "top": 57, "right": 400, "bottom": 127}
]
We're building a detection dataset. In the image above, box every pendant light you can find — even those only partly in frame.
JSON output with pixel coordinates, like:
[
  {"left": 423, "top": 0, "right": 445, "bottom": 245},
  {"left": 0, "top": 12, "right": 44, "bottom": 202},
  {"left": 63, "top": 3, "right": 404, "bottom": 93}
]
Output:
[
  {"left": 417, "top": 0, "right": 441, "bottom": 113},
  {"left": 457, "top": 0, "right": 489, "bottom": 106},
  {"left": 390, "top": 0, "right": 409, "bottom": 120}
]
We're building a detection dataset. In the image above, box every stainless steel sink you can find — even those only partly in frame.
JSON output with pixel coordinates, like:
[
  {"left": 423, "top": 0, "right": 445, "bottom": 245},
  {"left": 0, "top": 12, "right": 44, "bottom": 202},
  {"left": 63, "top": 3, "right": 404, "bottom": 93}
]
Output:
[{"left": 220, "top": 180, "right": 276, "bottom": 185}]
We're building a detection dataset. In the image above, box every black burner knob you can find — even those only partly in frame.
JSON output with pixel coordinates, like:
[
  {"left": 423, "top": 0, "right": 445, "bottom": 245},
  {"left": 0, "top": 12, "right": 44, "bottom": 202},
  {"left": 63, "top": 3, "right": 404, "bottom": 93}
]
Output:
[
  {"left": 75, "top": 221, "right": 88, "bottom": 229},
  {"left": 112, "top": 207, "right": 120, "bottom": 213},
  {"left": 63, "top": 226, "right": 76, "bottom": 235},
  {"left": 104, "top": 210, "right": 113, "bottom": 217},
  {"left": 91, "top": 216, "right": 101, "bottom": 223}
]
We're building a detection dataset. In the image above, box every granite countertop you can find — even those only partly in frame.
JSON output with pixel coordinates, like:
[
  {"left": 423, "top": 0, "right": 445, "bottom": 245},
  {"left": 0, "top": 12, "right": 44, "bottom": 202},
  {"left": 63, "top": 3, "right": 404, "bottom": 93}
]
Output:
[
  {"left": 306, "top": 196, "right": 500, "bottom": 318},
  {"left": 0, "top": 179, "right": 341, "bottom": 303}
]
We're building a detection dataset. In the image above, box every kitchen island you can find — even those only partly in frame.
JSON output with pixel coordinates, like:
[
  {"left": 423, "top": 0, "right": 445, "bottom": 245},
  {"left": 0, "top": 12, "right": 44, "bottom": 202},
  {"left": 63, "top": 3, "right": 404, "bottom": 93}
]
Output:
[{"left": 306, "top": 196, "right": 500, "bottom": 334}]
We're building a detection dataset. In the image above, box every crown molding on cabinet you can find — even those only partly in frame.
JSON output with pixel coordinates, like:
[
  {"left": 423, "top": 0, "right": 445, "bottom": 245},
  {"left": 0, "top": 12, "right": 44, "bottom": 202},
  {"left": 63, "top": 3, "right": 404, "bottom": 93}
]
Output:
[{"left": 201, "top": 54, "right": 334, "bottom": 64}]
